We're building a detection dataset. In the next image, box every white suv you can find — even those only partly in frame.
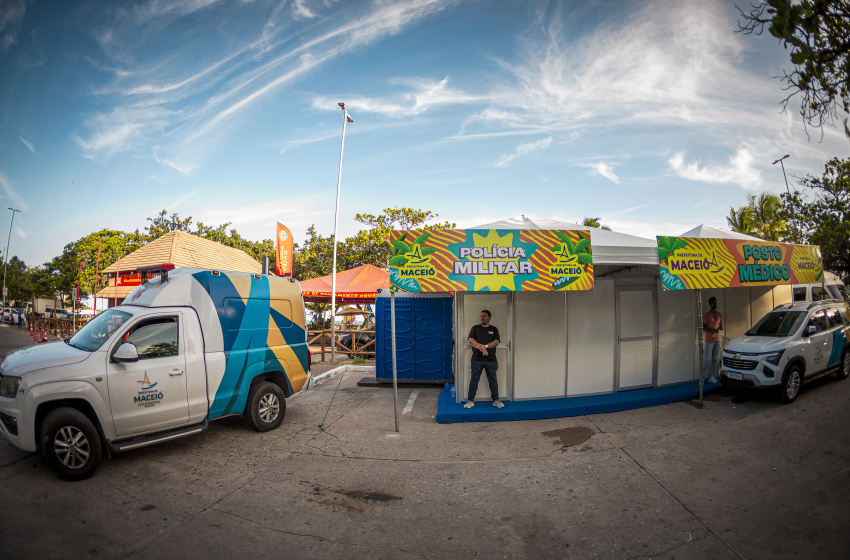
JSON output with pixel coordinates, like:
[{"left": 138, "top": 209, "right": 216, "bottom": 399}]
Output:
[{"left": 719, "top": 300, "right": 850, "bottom": 403}]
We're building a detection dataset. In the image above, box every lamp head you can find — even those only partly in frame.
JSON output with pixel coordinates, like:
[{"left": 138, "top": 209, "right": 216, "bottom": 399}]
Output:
[
  {"left": 338, "top": 102, "right": 345, "bottom": 110},
  {"left": 347, "top": 116, "right": 354, "bottom": 123}
]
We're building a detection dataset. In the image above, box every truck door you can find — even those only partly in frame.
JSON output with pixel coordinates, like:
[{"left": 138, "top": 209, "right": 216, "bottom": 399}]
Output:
[
  {"left": 107, "top": 313, "right": 190, "bottom": 437},
  {"left": 802, "top": 309, "right": 831, "bottom": 377}
]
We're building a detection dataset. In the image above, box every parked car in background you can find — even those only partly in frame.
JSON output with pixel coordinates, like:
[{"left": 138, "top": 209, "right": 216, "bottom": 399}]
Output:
[
  {"left": 792, "top": 271, "right": 849, "bottom": 303},
  {"left": 719, "top": 300, "right": 850, "bottom": 403},
  {"left": 2, "top": 309, "right": 22, "bottom": 325}
]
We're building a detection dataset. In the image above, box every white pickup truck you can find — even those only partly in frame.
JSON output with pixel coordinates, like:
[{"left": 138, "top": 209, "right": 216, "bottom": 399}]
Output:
[{"left": 0, "top": 267, "right": 312, "bottom": 480}]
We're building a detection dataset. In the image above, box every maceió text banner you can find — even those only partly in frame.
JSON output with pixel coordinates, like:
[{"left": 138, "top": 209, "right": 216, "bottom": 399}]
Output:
[
  {"left": 389, "top": 229, "right": 594, "bottom": 292},
  {"left": 657, "top": 236, "right": 823, "bottom": 291}
]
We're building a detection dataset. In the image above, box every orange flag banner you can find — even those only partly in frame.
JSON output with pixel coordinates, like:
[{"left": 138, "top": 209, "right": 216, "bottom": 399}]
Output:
[{"left": 276, "top": 222, "right": 293, "bottom": 277}]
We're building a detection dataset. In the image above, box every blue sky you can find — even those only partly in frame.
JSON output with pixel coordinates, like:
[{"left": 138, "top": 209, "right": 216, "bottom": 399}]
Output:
[{"left": 1, "top": 0, "right": 848, "bottom": 268}]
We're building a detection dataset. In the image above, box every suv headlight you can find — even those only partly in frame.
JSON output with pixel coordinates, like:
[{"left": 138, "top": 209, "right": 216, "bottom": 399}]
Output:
[
  {"left": 764, "top": 350, "right": 785, "bottom": 366},
  {"left": 0, "top": 376, "right": 20, "bottom": 398}
]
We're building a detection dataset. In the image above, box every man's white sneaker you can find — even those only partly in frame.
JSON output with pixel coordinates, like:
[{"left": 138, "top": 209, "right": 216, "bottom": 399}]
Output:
[
  {"left": 709, "top": 377, "right": 718, "bottom": 384},
  {"left": 493, "top": 400, "right": 505, "bottom": 408},
  {"left": 464, "top": 401, "right": 475, "bottom": 409}
]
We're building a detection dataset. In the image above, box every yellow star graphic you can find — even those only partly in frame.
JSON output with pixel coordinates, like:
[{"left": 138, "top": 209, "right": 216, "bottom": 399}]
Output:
[{"left": 468, "top": 230, "right": 520, "bottom": 291}]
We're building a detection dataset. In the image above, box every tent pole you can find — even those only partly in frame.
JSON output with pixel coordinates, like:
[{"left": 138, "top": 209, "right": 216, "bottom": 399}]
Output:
[
  {"left": 391, "top": 289, "right": 399, "bottom": 432},
  {"left": 697, "top": 290, "right": 704, "bottom": 407}
]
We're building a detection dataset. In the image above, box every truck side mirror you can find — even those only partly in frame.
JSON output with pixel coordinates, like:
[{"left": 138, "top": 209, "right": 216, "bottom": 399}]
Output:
[
  {"left": 807, "top": 325, "right": 817, "bottom": 336},
  {"left": 113, "top": 343, "right": 139, "bottom": 363}
]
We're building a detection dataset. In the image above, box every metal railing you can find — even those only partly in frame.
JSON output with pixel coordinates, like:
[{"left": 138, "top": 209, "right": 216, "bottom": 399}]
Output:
[
  {"left": 29, "top": 315, "right": 93, "bottom": 340},
  {"left": 307, "top": 329, "right": 375, "bottom": 362}
]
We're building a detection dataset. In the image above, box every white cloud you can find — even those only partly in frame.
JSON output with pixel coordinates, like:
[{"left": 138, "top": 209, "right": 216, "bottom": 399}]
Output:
[
  {"left": 19, "top": 136, "right": 38, "bottom": 155},
  {"left": 0, "top": 172, "right": 27, "bottom": 210},
  {"left": 590, "top": 162, "right": 619, "bottom": 183},
  {"left": 74, "top": 106, "right": 175, "bottom": 160},
  {"left": 494, "top": 136, "right": 552, "bottom": 168},
  {"left": 0, "top": 0, "right": 30, "bottom": 58},
  {"left": 291, "top": 0, "right": 318, "bottom": 19},
  {"left": 163, "top": 187, "right": 203, "bottom": 213},
  {"left": 14, "top": 226, "right": 29, "bottom": 239},
  {"left": 195, "top": 194, "right": 337, "bottom": 243},
  {"left": 668, "top": 147, "right": 763, "bottom": 190},
  {"left": 154, "top": 153, "right": 195, "bottom": 176}
]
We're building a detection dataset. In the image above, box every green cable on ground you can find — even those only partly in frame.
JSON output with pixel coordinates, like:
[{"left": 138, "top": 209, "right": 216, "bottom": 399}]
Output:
[{"left": 318, "top": 371, "right": 345, "bottom": 431}]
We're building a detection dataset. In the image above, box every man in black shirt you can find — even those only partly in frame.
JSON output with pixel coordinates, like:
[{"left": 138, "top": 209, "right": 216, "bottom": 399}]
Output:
[{"left": 465, "top": 309, "right": 504, "bottom": 409}]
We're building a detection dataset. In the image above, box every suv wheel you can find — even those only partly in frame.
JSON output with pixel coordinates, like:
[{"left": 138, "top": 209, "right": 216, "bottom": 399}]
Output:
[
  {"left": 781, "top": 366, "right": 802, "bottom": 404},
  {"left": 40, "top": 407, "right": 102, "bottom": 481},
  {"left": 244, "top": 381, "right": 286, "bottom": 432},
  {"left": 838, "top": 349, "right": 850, "bottom": 380}
]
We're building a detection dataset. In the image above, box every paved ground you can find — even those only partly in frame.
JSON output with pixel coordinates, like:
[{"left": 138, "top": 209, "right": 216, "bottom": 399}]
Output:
[{"left": 1, "top": 325, "right": 848, "bottom": 559}]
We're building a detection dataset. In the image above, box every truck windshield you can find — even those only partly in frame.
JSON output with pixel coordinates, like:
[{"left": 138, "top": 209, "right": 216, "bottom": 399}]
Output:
[
  {"left": 746, "top": 311, "right": 805, "bottom": 337},
  {"left": 68, "top": 309, "right": 133, "bottom": 352}
]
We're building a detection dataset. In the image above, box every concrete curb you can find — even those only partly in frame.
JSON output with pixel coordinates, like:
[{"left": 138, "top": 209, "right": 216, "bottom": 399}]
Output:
[{"left": 310, "top": 364, "right": 376, "bottom": 386}]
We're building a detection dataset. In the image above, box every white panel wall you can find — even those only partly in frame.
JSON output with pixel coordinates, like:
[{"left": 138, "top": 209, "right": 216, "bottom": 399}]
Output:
[
  {"left": 657, "top": 281, "right": 696, "bottom": 384},
  {"left": 514, "top": 292, "right": 567, "bottom": 399},
  {"left": 722, "top": 288, "right": 749, "bottom": 341},
  {"left": 567, "top": 279, "right": 615, "bottom": 395},
  {"left": 773, "top": 284, "right": 793, "bottom": 306},
  {"left": 751, "top": 287, "right": 774, "bottom": 324}
]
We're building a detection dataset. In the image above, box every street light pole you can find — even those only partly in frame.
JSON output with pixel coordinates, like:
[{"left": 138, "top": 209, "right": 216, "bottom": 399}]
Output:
[
  {"left": 772, "top": 154, "right": 791, "bottom": 196},
  {"left": 2, "top": 208, "right": 20, "bottom": 316},
  {"left": 330, "top": 102, "right": 353, "bottom": 362}
]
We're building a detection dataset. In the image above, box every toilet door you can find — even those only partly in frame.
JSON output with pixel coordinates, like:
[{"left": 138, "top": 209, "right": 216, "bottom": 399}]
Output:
[{"left": 616, "top": 286, "right": 656, "bottom": 390}]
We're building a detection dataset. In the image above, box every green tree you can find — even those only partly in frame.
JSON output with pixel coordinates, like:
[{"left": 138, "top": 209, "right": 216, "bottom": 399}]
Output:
[
  {"left": 72, "top": 229, "right": 147, "bottom": 300},
  {"left": 726, "top": 204, "right": 758, "bottom": 236},
  {"left": 784, "top": 157, "right": 850, "bottom": 282},
  {"left": 146, "top": 210, "right": 276, "bottom": 268},
  {"left": 3, "top": 256, "right": 33, "bottom": 301},
  {"left": 737, "top": 0, "right": 850, "bottom": 132},
  {"left": 353, "top": 207, "right": 455, "bottom": 268},
  {"left": 726, "top": 193, "right": 792, "bottom": 241},
  {"left": 581, "top": 217, "right": 612, "bottom": 230}
]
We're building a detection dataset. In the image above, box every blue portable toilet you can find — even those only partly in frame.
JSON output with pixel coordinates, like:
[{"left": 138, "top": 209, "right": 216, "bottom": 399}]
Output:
[{"left": 375, "top": 292, "right": 453, "bottom": 383}]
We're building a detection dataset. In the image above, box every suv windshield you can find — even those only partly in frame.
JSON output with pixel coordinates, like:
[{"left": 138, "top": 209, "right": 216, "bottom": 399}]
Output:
[
  {"left": 67, "top": 309, "right": 132, "bottom": 352},
  {"left": 746, "top": 310, "right": 806, "bottom": 337}
]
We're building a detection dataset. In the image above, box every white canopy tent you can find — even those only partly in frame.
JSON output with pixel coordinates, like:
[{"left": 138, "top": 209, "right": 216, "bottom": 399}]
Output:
[{"left": 471, "top": 215, "right": 659, "bottom": 265}]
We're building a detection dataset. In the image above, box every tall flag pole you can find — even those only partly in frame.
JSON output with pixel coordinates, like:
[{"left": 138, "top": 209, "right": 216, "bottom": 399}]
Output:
[
  {"left": 275, "top": 223, "right": 293, "bottom": 277},
  {"left": 331, "top": 102, "right": 353, "bottom": 362},
  {"left": 92, "top": 237, "right": 102, "bottom": 314}
]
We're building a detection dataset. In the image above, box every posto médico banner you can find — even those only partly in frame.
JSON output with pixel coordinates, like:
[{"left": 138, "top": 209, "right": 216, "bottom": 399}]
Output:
[
  {"left": 389, "top": 229, "right": 594, "bottom": 292},
  {"left": 657, "top": 236, "right": 823, "bottom": 291}
]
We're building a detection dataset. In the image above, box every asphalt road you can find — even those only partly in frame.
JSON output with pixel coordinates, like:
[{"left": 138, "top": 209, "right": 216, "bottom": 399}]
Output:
[{"left": 1, "top": 325, "right": 848, "bottom": 559}]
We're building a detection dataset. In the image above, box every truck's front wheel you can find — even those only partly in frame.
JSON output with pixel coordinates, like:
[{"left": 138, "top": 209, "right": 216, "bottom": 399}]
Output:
[
  {"left": 244, "top": 381, "right": 286, "bottom": 432},
  {"left": 40, "top": 408, "right": 102, "bottom": 481}
]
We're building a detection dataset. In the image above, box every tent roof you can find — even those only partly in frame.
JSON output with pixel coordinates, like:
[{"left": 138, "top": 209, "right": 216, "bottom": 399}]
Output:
[
  {"left": 300, "top": 264, "right": 390, "bottom": 303},
  {"left": 470, "top": 215, "right": 659, "bottom": 265},
  {"left": 678, "top": 224, "right": 764, "bottom": 241},
  {"left": 101, "top": 231, "right": 261, "bottom": 274}
]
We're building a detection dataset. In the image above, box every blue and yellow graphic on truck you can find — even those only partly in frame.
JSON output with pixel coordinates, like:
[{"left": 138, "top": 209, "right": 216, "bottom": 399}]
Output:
[{"left": 191, "top": 271, "right": 309, "bottom": 419}]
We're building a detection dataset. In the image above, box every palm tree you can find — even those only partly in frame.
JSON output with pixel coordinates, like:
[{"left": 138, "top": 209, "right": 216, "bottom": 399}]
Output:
[
  {"left": 727, "top": 193, "right": 789, "bottom": 241},
  {"left": 582, "top": 217, "right": 611, "bottom": 230},
  {"left": 727, "top": 202, "right": 758, "bottom": 236},
  {"left": 750, "top": 192, "right": 787, "bottom": 241}
]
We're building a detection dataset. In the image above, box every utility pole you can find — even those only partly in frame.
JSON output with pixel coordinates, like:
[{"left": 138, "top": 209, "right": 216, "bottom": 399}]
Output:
[
  {"left": 772, "top": 154, "right": 791, "bottom": 195},
  {"left": 2, "top": 208, "right": 20, "bottom": 315}
]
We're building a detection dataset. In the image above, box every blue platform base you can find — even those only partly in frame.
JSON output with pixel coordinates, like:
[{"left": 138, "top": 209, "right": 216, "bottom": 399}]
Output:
[{"left": 435, "top": 381, "right": 723, "bottom": 423}]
